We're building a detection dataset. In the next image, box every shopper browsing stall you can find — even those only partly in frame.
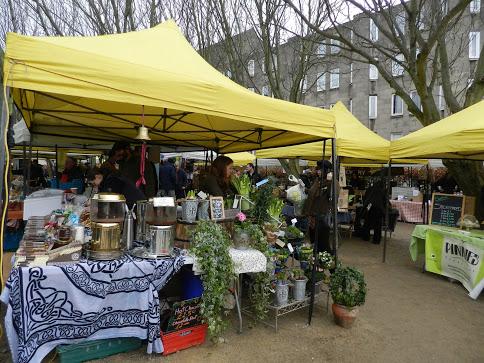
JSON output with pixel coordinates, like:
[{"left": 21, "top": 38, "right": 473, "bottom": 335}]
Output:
[
  {"left": 200, "top": 155, "right": 234, "bottom": 197},
  {"left": 87, "top": 167, "right": 145, "bottom": 207},
  {"left": 303, "top": 160, "right": 335, "bottom": 254}
]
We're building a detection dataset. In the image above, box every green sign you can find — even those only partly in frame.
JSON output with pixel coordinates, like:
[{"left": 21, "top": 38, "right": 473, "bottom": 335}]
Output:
[{"left": 425, "top": 229, "right": 484, "bottom": 298}]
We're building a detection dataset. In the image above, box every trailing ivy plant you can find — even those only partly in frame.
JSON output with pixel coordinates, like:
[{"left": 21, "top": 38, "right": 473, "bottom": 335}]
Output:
[
  {"left": 191, "top": 220, "right": 234, "bottom": 339},
  {"left": 247, "top": 224, "right": 273, "bottom": 321}
]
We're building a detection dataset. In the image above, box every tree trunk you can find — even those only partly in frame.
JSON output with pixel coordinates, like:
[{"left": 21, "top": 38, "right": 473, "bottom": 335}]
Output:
[
  {"left": 443, "top": 160, "right": 484, "bottom": 220},
  {"left": 278, "top": 158, "right": 301, "bottom": 178}
]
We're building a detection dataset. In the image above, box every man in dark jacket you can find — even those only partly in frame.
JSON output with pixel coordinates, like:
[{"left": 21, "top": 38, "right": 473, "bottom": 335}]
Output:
[
  {"left": 175, "top": 163, "right": 188, "bottom": 199},
  {"left": 361, "top": 179, "right": 387, "bottom": 244},
  {"left": 246, "top": 163, "right": 261, "bottom": 185},
  {"left": 159, "top": 158, "right": 176, "bottom": 197},
  {"left": 87, "top": 168, "right": 145, "bottom": 208}
]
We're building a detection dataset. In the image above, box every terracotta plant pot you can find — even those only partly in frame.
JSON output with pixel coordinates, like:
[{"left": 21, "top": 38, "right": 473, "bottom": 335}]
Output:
[{"left": 332, "top": 303, "right": 359, "bottom": 328}]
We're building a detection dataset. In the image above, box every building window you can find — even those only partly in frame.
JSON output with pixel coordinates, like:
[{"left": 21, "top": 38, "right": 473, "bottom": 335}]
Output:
[
  {"left": 330, "top": 68, "right": 340, "bottom": 89},
  {"left": 369, "top": 18, "right": 379, "bottom": 41},
  {"left": 262, "top": 85, "right": 270, "bottom": 96},
  {"left": 349, "top": 63, "right": 353, "bottom": 84},
  {"left": 248, "top": 59, "right": 255, "bottom": 77},
  {"left": 369, "top": 119, "right": 376, "bottom": 131},
  {"left": 395, "top": 12, "right": 406, "bottom": 34},
  {"left": 349, "top": 98, "right": 353, "bottom": 113},
  {"left": 470, "top": 0, "right": 481, "bottom": 13},
  {"left": 392, "top": 53, "right": 405, "bottom": 77},
  {"left": 261, "top": 60, "right": 266, "bottom": 74},
  {"left": 301, "top": 76, "right": 308, "bottom": 93},
  {"left": 248, "top": 87, "right": 255, "bottom": 93},
  {"left": 438, "top": 85, "right": 445, "bottom": 111},
  {"left": 369, "top": 95, "right": 378, "bottom": 119},
  {"left": 410, "top": 90, "right": 421, "bottom": 112},
  {"left": 225, "top": 69, "right": 232, "bottom": 78},
  {"left": 317, "top": 72, "right": 326, "bottom": 91},
  {"left": 391, "top": 94, "right": 403, "bottom": 116},
  {"left": 469, "top": 32, "right": 480, "bottom": 59},
  {"left": 390, "top": 132, "right": 403, "bottom": 141},
  {"left": 369, "top": 63, "right": 378, "bottom": 80},
  {"left": 317, "top": 42, "right": 326, "bottom": 57},
  {"left": 441, "top": 0, "right": 448, "bottom": 15},
  {"left": 330, "top": 39, "right": 340, "bottom": 54}
]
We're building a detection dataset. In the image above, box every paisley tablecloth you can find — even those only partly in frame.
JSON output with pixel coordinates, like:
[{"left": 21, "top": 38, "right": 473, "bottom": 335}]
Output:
[{"left": 0, "top": 254, "right": 184, "bottom": 363}]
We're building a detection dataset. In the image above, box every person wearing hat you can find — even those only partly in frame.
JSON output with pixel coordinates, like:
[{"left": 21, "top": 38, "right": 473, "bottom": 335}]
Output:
[{"left": 303, "top": 160, "right": 336, "bottom": 254}]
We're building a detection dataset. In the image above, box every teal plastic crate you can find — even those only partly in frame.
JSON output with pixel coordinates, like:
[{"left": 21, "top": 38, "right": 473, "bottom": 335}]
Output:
[{"left": 56, "top": 337, "right": 142, "bottom": 363}]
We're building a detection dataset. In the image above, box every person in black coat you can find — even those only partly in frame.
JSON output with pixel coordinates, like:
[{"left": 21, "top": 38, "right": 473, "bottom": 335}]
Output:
[
  {"left": 159, "top": 158, "right": 177, "bottom": 197},
  {"left": 87, "top": 167, "right": 145, "bottom": 208},
  {"left": 246, "top": 163, "right": 261, "bottom": 185},
  {"left": 361, "top": 179, "right": 388, "bottom": 244}
]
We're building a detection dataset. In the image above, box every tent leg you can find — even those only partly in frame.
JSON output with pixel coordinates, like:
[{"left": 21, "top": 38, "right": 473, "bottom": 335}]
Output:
[
  {"left": 55, "top": 144, "right": 58, "bottom": 188},
  {"left": 382, "top": 161, "right": 392, "bottom": 263},
  {"left": 331, "top": 140, "right": 339, "bottom": 264},
  {"left": 22, "top": 142, "right": 28, "bottom": 198},
  {"left": 308, "top": 139, "right": 327, "bottom": 326}
]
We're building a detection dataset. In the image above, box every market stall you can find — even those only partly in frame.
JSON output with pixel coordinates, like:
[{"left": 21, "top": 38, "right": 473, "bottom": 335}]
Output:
[
  {"left": 390, "top": 100, "right": 484, "bottom": 298},
  {"left": 1, "top": 20, "right": 339, "bottom": 362}
]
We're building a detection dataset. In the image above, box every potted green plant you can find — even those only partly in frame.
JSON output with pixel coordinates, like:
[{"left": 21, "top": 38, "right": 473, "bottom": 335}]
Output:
[
  {"left": 231, "top": 174, "right": 252, "bottom": 211},
  {"left": 274, "top": 271, "right": 289, "bottom": 306},
  {"left": 286, "top": 225, "right": 303, "bottom": 240},
  {"left": 290, "top": 268, "right": 308, "bottom": 301},
  {"left": 233, "top": 212, "right": 252, "bottom": 249},
  {"left": 329, "top": 266, "right": 367, "bottom": 328},
  {"left": 181, "top": 190, "right": 198, "bottom": 222},
  {"left": 267, "top": 198, "right": 284, "bottom": 224}
]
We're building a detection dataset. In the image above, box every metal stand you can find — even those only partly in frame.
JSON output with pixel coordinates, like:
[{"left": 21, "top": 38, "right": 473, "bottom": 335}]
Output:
[{"left": 243, "top": 281, "right": 329, "bottom": 332}]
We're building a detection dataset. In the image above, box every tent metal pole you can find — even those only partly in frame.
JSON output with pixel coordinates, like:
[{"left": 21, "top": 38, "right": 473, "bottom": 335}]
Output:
[
  {"left": 22, "top": 142, "right": 27, "bottom": 198},
  {"left": 26, "top": 139, "right": 32, "bottom": 195},
  {"left": 55, "top": 144, "right": 58, "bottom": 188},
  {"left": 308, "top": 139, "right": 327, "bottom": 325},
  {"left": 382, "top": 161, "right": 392, "bottom": 263},
  {"left": 331, "top": 139, "right": 339, "bottom": 264},
  {"left": 426, "top": 164, "right": 430, "bottom": 224}
]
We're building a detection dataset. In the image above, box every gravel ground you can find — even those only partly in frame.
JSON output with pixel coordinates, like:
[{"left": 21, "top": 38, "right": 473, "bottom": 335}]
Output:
[{"left": 1, "top": 223, "right": 483, "bottom": 362}]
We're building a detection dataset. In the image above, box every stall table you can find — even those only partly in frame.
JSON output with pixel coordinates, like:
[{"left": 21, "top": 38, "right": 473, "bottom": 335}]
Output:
[
  {"left": 409, "top": 224, "right": 484, "bottom": 299},
  {"left": 390, "top": 200, "right": 424, "bottom": 223},
  {"left": 1, "top": 253, "right": 184, "bottom": 363},
  {"left": 185, "top": 247, "right": 267, "bottom": 333}
]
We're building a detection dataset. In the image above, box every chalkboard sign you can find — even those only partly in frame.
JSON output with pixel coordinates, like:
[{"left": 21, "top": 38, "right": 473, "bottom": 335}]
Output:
[
  {"left": 430, "top": 193, "right": 464, "bottom": 227},
  {"left": 210, "top": 196, "right": 225, "bottom": 220},
  {"left": 165, "top": 297, "right": 203, "bottom": 332}
]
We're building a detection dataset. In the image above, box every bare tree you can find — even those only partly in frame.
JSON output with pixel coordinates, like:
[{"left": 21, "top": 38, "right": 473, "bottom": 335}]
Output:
[{"left": 284, "top": 0, "right": 484, "bottom": 217}]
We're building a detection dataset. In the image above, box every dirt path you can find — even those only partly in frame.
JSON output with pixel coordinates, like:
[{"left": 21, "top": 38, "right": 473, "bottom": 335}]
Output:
[
  {"left": 98, "top": 223, "right": 484, "bottom": 363},
  {"left": 1, "top": 223, "right": 483, "bottom": 362}
]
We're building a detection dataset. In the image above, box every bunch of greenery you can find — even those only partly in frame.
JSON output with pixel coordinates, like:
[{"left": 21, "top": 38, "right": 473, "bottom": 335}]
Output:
[
  {"left": 329, "top": 266, "right": 367, "bottom": 308},
  {"left": 286, "top": 225, "right": 303, "bottom": 238},
  {"left": 266, "top": 198, "right": 284, "bottom": 223},
  {"left": 291, "top": 268, "right": 306, "bottom": 280},
  {"left": 246, "top": 224, "right": 273, "bottom": 321},
  {"left": 186, "top": 190, "right": 196, "bottom": 199},
  {"left": 250, "top": 180, "right": 275, "bottom": 223},
  {"left": 190, "top": 220, "right": 234, "bottom": 339},
  {"left": 231, "top": 174, "right": 252, "bottom": 195}
]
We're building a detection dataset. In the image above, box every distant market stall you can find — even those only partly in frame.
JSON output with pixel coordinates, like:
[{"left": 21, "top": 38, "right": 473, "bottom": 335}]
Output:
[
  {"left": 1, "top": 20, "right": 340, "bottom": 362},
  {"left": 390, "top": 101, "right": 484, "bottom": 299}
]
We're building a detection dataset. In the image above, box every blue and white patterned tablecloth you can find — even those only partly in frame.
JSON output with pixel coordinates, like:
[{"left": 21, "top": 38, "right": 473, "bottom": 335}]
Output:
[{"left": 0, "top": 253, "right": 184, "bottom": 363}]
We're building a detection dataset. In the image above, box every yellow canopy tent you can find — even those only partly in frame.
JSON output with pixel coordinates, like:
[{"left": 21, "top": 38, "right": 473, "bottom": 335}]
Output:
[
  {"left": 256, "top": 102, "right": 389, "bottom": 162},
  {"left": 3, "top": 20, "right": 334, "bottom": 152},
  {"left": 225, "top": 152, "right": 255, "bottom": 166},
  {"left": 391, "top": 100, "right": 484, "bottom": 160}
]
